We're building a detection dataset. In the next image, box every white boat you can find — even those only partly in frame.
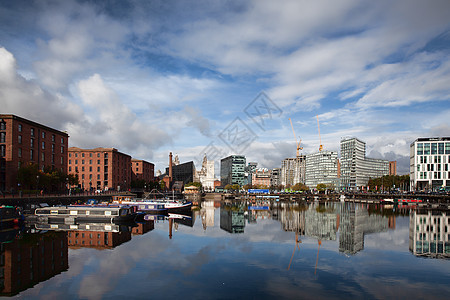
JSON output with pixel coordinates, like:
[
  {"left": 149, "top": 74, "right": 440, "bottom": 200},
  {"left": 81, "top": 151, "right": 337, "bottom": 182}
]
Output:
[{"left": 112, "top": 198, "right": 192, "bottom": 212}]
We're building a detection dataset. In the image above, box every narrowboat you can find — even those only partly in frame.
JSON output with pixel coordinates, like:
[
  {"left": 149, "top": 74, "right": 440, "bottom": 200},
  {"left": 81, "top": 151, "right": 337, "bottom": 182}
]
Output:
[{"left": 34, "top": 205, "right": 136, "bottom": 223}]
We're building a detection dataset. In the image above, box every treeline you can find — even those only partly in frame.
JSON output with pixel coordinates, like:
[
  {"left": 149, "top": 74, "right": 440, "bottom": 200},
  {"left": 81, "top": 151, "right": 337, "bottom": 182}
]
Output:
[{"left": 367, "top": 175, "right": 410, "bottom": 192}]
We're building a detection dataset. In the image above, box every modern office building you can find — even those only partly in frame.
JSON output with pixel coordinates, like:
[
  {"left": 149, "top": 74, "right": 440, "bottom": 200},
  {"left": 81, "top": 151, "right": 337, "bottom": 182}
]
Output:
[
  {"left": 270, "top": 168, "right": 281, "bottom": 187},
  {"left": 0, "top": 114, "right": 69, "bottom": 193},
  {"left": 305, "top": 151, "right": 339, "bottom": 190},
  {"left": 340, "top": 137, "right": 389, "bottom": 190},
  {"left": 131, "top": 159, "right": 154, "bottom": 183},
  {"left": 165, "top": 161, "right": 196, "bottom": 185},
  {"left": 220, "top": 155, "right": 246, "bottom": 187},
  {"left": 280, "top": 155, "right": 306, "bottom": 187},
  {"left": 245, "top": 162, "right": 258, "bottom": 186},
  {"left": 68, "top": 147, "right": 131, "bottom": 191},
  {"left": 410, "top": 137, "right": 450, "bottom": 191}
]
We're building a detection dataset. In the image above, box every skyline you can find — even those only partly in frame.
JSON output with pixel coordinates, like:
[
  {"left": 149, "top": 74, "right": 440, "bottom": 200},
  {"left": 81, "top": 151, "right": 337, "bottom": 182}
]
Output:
[{"left": 1, "top": 0, "right": 450, "bottom": 174}]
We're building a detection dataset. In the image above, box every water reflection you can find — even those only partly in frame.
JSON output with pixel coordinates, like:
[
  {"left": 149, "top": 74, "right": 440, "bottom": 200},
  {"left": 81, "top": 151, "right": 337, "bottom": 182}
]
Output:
[
  {"left": 409, "top": 208, "right": 450, "bottom": 258},
  {"left": 0, "top": 230, "right": 68, "bottom": 297},
  {"left": 2, "top": 200, "right": 450, "bottom": 298}
]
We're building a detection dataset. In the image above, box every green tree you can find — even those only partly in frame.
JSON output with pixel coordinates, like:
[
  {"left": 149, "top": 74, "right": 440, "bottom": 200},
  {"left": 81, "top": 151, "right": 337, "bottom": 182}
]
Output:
[
  {"left": 292, "top": 182, "right": 309, "bottom": 192},
  {"left": 316, "top": 183, "right": 327, "bottom": 193}
]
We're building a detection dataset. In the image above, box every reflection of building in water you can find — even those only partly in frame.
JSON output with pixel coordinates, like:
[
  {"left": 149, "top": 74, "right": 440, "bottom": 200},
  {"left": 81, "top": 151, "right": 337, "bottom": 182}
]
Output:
[
  {"left": 339, "top": 203, "right": 389, "bottom": 255},
  {"left": 278, "top": 203, "right": 306, "bottom": 235},
  {"left": 305, "top": 203, "right": 339, "bottom": 241},
  {"left": 201, "top": 200, "right": 217, "bottom": 230},
  {"left": 220, "top": 204, "right": 245, "bottom": 233},
  {"left": 68, "top": 231, "right": 131, "bottom": 249},
  {"left": 132, "top": 221, "right": 155, "bottom": 235},
  {"left": 409, "top": 209, "right": 450, "bottom": 259},
  {"left": 0, "top": 231, "right": 68, "bottom": 296}
]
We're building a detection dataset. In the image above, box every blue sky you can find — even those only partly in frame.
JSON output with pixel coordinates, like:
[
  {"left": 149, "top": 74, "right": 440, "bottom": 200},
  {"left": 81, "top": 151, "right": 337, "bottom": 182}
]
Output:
[{"left": 1, "top": 0, "right": 449, "bottom": 175}]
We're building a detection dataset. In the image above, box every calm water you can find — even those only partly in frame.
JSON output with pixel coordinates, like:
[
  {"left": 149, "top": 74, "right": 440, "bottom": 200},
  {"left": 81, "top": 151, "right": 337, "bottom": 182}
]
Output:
[{"left": 1, "top": 201, "right": 449, "bottom": 299}]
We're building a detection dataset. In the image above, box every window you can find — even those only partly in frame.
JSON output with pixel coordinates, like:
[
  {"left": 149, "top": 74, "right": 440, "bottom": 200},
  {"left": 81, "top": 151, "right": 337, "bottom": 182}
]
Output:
[
  {"left": 82, "top": 160, "right": 85, "bottom": 164},
  {"left": 438, "top": 143, "right": 444, "bottom": 154},
  {"left": 75, "top": 159, "right": 78, "bottom": 164},
  {"left": 61, "top": 137, "right": 64, "bottom": 144},
  {"left": 431, "top": 143, "right": 437, "bottom": 155},
  {"left": 89, "top": 166, "right": 92, "bottom": 172},
  {"left": 89, "top": 160, "right": 92, "bottom": 164},
  {"left": 41, "top": 152, "right": 45, "bottom": 162},
  {"left": 52, "top": 154, "right": 55, "bottom": 163},
  {"left": 30, "top": 149, "right": 34, "bottom": 160},
  {"left": 82, "top": 153, "right": 85, "bottom": 157},
  {"left": 69, "top": 166, "right": 72, "bottom": 172},
  {"left": 18, "top": 124, "right": 22, "bottom": 132},
  {"left": 82, "top": 166, "right": 85, "bottom": 171},
  {"left": 42, "top": 141, "right": 45, "bottom": 149},
  {"left": 0, "top": 132, "right": 5, "bottom": 143},
  {"left": 97, "top": 166, "right": 100, "bottom": 172},
  {"left": 61, "top": 146, "right": 64, "bottom": 154},
  {"left": 18, "top": 135, "right": 22, "bottom": 144},
  {"left": 97, "top": 160, "right": 100, "bottom": 164},
  {"left": 0, "top": 121, "right": 6, "bottom": 130},
  {"left": 0, "top": 145, "right": 5, "bottom": 157},
  {"left": 75, "top": 153, "right": 78, "bottom": 157},
  {"left": 18, "top": 148, "right": 22, "bottom": 158},
  {"left": 89, "top": 174, "right": 92, "bottom": 179},
  {"left": 52, "top": 134, "right": 55, "bottom": 142},
  {"left": 52, "top": 144, "right": 55, "bottom": 153},
  {"left": 82, "top": 174, "right": 85, "bottom": 179},
  {"left": 97, "top": 174, "right": 100, "bottom": 180},
  {"left": 90, "top": 153, "right": 92, "bottom": 157},
  {"left": 31, "top": 128, "right": 35, "bottom": 136}
]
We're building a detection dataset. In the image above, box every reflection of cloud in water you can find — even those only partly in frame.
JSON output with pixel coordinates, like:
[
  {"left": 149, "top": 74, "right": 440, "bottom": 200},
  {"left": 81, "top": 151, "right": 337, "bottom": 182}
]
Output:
[{"left": 363, "top": 217, "right": 409, "bottom": 251}]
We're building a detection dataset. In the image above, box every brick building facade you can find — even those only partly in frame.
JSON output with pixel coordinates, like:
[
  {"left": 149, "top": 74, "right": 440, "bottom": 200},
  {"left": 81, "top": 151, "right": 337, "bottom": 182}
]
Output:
[
  {"left": 68, "top": 147, "right": 131, "bottom": 192},
  {"left": 131, "top": 159, "right": 154, "bottom": 183},
  {"left": 0, "top": 114, "right": 68, "bottom": 193}
]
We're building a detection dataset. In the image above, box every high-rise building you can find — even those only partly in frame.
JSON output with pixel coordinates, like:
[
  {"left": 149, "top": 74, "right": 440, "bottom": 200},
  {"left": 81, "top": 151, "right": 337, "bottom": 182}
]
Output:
[
  {"left": 280, "top": 155, "right": 306, "bottom": 188},
  {"left": 68, "top": 147, "right": 131, "bottom": 191},
  {"left": 409, "top": 137, "right": 450, "bottom": 191},
  {"left": 305, "top": 151, "right": 339, "bottom": 189},
  {"left": 270, "top": 168, "right": 281, "bottom": 187},
  {"left": 220, "top": 155, "right": 246, "bottom": 187},
  {"left": 0, "top": 115, "right": 69, "bottom": 193},
  {"left": 340, "top": 137, "right": 389, "bottom": 190}
]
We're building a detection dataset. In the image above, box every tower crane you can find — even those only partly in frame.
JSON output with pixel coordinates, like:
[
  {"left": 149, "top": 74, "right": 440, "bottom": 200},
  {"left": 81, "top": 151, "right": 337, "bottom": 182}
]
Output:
[
  {"left": 316, "top": 115, "right": 323, "bottom": 152},
  {"left": 289, "top": 118, "right": 303, "bottom": 157}
]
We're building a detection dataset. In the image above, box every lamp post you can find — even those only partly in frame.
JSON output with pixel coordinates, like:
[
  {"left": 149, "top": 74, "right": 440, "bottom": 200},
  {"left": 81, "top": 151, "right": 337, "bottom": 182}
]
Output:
[{"left": 36, "top": 175, "right": 40, "bottom": 196}]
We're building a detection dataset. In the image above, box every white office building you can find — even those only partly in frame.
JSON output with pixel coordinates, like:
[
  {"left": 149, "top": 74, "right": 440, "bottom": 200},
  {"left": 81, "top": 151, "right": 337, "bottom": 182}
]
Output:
[
  {"left": 410, "top": 137, "right": 450, "bottom": 191},
  {"left": 340, "top": 137, "right": 389, "bottom": 191},
  {"left": 305, "top": 151, "right": 339, "bottom": 190}
]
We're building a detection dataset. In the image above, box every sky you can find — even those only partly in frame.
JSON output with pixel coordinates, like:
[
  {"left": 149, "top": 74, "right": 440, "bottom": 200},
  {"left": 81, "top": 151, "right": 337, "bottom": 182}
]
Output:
[{"left": 1, "top": 0, "right": 450, "bottom": 175}]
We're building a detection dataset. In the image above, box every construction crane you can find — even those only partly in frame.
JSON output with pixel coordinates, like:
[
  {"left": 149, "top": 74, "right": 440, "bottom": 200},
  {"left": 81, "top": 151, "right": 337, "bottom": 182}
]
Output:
[
  {"left": 289, "top": 118, "right": 303, "bottom": 157},
  {"left": 316, "top": 115, "right": 323, "bottom": 152}
]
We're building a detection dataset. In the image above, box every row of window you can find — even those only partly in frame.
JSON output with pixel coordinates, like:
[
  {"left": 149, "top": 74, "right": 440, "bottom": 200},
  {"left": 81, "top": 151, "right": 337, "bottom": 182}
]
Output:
[
  {"left": 418, "top": 171, "right": 449, "bottom": 179},
  {"left": 69, "top": 159, "right": 103, "bottom": 165},
  {"left": 416, "top": 142, "right": 450, "bottom": 155},
  {"left": 70, "top": 152, "right": 108, "bottom": 158},
  {"left": 417, "top": 155, "right": 450, "bottom": 164},
  {"left": 417, "top": 164, "right": 449, "bottom": 172},
  {"left": 69, "top": 166, "right": 106, "bottom": 172}
]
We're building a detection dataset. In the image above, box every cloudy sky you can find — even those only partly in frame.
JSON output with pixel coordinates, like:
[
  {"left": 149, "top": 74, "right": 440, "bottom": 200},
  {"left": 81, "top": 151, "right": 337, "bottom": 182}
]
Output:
[{"left": 1, "top": 0, "right": 449, "bottom": 174}]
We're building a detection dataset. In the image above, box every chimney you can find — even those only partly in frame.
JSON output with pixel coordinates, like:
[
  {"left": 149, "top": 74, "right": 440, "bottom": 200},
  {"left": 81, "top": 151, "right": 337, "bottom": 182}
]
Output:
[{"left": 169, "top": 152, "right": 173, "bottom": 182}]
